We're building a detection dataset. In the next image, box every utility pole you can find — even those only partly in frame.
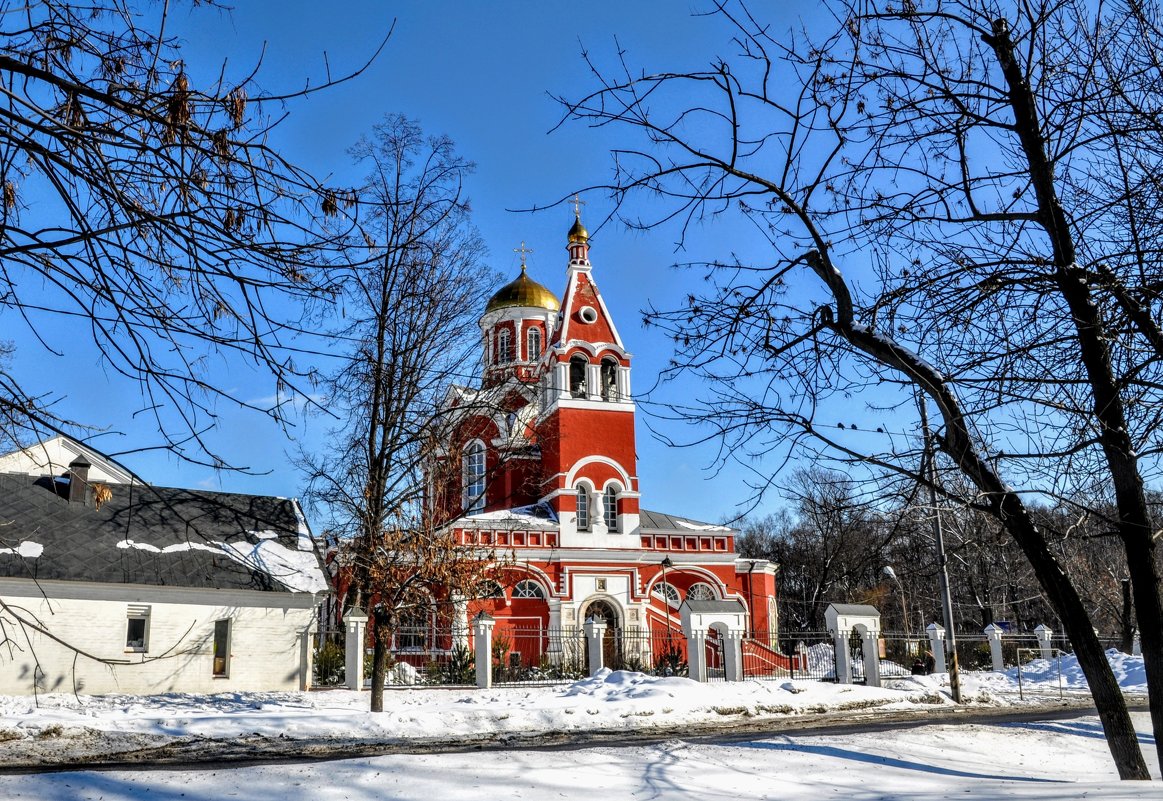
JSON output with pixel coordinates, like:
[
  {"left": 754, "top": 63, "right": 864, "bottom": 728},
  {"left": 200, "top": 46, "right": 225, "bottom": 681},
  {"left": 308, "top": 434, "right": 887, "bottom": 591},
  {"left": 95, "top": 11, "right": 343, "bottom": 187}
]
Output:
[{"left": 919, "top": 398, "right": 963, "bottom": 703}]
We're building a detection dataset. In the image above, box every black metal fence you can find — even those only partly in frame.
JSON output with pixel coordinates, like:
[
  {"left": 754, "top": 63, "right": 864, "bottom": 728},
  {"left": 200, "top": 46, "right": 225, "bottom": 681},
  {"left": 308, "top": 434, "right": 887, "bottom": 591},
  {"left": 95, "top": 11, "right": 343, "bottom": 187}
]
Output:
[
  {"left": 317, "top": 623, "right": 1117, "bottom": 689},
  {"left": 311, "top": 628, "right": 347, "bottom": 687}
]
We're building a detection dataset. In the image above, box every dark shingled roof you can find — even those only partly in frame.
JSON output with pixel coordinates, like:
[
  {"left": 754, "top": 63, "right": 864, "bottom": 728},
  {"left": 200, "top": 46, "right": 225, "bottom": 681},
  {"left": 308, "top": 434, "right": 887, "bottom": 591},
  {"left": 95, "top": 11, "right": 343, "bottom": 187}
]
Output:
[{"left": 0, "top": 472, "right": 326, "bottom": 593}]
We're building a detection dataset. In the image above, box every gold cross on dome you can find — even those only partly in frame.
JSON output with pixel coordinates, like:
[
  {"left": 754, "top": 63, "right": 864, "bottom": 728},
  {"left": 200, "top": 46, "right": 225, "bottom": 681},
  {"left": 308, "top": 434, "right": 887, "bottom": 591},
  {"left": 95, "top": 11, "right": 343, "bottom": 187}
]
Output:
[
  {"left": 570, "top": 193, "right": 586, "bottom": 216},
  {"left": 514, "top": 241, "right": 533, "bottom": 271}
]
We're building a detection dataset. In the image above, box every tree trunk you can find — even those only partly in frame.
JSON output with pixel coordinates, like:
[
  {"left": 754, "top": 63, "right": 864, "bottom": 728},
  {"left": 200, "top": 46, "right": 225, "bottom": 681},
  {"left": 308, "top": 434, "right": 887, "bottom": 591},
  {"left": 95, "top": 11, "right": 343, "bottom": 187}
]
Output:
[
  {"left": 806, "top": 248, "right": 1151, "bottom": 780},
  {"left": 984, "top": 17, "right": 1161, "bottom": 776},
  {"left": 369, "top": 617, "right": 391, "bottom": 713},
  {"left": 1120, "top": 578, "right": 1134, "bottom": 654}
]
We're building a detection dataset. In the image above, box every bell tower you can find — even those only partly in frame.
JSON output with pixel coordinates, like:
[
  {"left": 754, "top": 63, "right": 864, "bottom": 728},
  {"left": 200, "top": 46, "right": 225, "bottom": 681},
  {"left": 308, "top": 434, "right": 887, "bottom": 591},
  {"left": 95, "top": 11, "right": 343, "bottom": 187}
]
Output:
[{"left": 536, "top": 208, "right": 640, "bottom": 546}]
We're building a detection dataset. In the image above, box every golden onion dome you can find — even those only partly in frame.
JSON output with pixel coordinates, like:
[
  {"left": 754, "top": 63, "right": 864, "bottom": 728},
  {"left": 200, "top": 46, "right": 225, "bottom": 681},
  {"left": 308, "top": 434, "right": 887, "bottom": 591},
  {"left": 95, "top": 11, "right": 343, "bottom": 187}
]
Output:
[
  {"left": 568, "top": 215, "right": 589, "bottom": 244},
  {"left": 485, "top": 266, "right": 561, "bottom": 313}
]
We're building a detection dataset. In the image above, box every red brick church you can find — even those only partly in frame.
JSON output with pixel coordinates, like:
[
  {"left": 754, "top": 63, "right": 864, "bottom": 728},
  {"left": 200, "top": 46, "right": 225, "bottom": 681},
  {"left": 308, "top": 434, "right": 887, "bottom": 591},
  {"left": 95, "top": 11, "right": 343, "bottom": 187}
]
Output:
[{"left": 431, "top": 211, "right": 779, "bottom": 667}]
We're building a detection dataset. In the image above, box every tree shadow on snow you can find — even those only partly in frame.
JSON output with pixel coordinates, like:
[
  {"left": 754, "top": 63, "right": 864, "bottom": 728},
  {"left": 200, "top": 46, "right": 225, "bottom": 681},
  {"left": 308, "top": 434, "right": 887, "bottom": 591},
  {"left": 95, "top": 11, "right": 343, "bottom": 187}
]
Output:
[
  {"left": 736, "top": 740, "right": 1065, "bottom": 783},
  {"left": 1008, "top": 720, "right": 1155, "bottom": 746}
]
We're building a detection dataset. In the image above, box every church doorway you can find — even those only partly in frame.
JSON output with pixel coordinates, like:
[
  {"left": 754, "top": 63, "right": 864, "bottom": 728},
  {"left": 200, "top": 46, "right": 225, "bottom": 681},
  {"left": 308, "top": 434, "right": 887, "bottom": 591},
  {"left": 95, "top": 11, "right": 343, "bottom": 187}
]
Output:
[{"left": 581, "top": 598, "right": 621, "bottom": 668}]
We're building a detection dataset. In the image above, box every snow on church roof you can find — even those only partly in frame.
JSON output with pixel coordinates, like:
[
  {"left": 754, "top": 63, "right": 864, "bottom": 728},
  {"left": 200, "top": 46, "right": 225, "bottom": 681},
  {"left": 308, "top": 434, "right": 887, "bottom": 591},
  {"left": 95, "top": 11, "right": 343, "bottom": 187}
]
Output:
[{"left": 638, "top": 509, "right": 734, "bottom": 534}]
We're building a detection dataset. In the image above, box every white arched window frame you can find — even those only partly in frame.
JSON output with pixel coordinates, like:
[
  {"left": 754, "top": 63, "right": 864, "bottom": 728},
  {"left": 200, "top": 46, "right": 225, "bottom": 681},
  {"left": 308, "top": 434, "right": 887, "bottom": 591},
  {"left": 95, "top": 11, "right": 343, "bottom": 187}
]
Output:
[
  {"left": 513, "top": 580, "right": 546, "bottom": 600},
  {"left": 652, "top": 581, "right": 680, "bottom": 609},
  {"left": 497, "top": 328, "right": 512, "bottom": 364},
  {"left": 527, "top": 327, "right": 542, "bottom": 362},
  {"left": 575, "top": 483, "right": 592, "bottom": 531},
  {"left": 569, "top": 355, "right": 588, "bottom": 398},
  {"left": 687, "top": 583, "right": 717, "bottom": 602},
  {"left": 463, "top": 441, "right": 486, "bottom": 514},
  {"left": 600, "top": 357, "right": 618, "bottom": 401},
  {"left": 396, "top": 591, "right": 436, "bottom": 650},
  {"left": 603, "top": 484, "right": 619, "bottom": 532}
]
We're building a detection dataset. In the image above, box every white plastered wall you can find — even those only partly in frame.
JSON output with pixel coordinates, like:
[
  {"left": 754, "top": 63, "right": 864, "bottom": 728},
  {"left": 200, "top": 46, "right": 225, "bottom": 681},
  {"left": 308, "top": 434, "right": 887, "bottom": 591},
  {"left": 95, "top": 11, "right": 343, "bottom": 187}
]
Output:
[{"left": 0, "top": 579, "right": 318, "bottom": 696}]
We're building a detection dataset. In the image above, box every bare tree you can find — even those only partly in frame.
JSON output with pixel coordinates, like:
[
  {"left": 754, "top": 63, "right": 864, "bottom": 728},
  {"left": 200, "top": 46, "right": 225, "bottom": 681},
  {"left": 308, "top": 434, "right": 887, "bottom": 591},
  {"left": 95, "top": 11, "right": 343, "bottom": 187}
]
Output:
[
  {"left": 0, "top": 0, "right": 385, "bottom": 465},
  {"left": 301, "top": 115, "right": 505, "bottom": 712},
  {"left": 561, "top": 0, "right": 1162, "bottom": 778}
]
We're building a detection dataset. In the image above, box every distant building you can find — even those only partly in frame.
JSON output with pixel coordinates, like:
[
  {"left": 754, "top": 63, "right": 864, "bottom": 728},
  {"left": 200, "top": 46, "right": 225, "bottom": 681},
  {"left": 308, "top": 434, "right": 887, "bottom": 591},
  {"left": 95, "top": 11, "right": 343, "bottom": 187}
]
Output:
[
  {"left": 428, "top": 214, "right": 778, "bottom": 668},
  {"left": 0, "top": 437, "right": 327, "bottom": 696}
]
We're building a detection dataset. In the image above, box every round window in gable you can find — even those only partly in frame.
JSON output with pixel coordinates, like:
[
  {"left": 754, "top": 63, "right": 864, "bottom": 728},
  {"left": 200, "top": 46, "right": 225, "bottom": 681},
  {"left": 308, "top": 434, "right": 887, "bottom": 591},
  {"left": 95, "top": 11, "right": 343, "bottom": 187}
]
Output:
[{"left": 578, "top": 305, "right": 598, "bottom": 324}]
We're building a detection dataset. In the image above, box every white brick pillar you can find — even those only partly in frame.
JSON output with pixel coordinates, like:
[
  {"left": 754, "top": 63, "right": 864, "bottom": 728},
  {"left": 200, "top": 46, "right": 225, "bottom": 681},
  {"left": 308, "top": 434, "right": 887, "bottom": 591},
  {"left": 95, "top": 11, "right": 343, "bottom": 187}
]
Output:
[
  {"left": 345, "top": 606, "right": 368, "bottom": 692},
  {"left": 722, "top": 629, "right": 744, "bottom": 682},
  {"left": 833, "top": 631, "right": 852, "bottom": 684},
  {"left": 984, "top": 623, "right": 1005, "bottom": 672},
  {"left": 1034, "top": 624, "right": 1053, "bottom": 660},
  {"left": 299, "top": 620, "right": 317, "bottom": 691},
  {"left": 861, "top": 628, "right": 882, "bottom": 688},
  {"left": 473, "top": 612, "right": 495, "bottom": 689},
  {"left": 926, "top": 623, "right": 947, "bottom": 673},
  {"left": 583, "top": 618, "right": 607, "bottom": 676},
  {"left": 451, "top": 592, "right": 469, "bottom": 651},
  {"left": 687, "top": 629, "right": 709, "bottom": 682}
]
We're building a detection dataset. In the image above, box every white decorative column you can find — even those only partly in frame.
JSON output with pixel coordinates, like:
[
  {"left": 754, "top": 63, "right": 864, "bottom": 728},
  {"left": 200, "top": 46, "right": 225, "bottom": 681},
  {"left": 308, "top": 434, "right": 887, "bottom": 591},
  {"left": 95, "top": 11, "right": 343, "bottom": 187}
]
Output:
[
  {"left": 833, "top": 631, "right": 852, "bottom": 684},
  {"left": 861, "top": 628, "right": 882, "bottom": 688},
  {"left": 722, "top": 629, "right": 744, "bottom": 682},
  {"left": 451, "top": 592, "right": 469, "bottom": 651},
  {"left": 687, "top": 628, "right": 708, "bottom": 682},
  {"left": 583, "top": 618, "right": 607, "bottom": 676},
  {"left": 926, "top": 623, "right": 947, "bottom": 673},
  {"left": 473, "top": 612, "right": 496, "bottom": 689},
  {"left": 299, "top": 620, "right": 317, "bottom": 691},
  {"left": 345, "top": 606, "right": 368, "bottom": 692},
  {"left": 984, "top": 623, "right": 1005, "bottom": 672},
  {"left": 1034, "top": 624, "right": 1053, "bottom": 660}
]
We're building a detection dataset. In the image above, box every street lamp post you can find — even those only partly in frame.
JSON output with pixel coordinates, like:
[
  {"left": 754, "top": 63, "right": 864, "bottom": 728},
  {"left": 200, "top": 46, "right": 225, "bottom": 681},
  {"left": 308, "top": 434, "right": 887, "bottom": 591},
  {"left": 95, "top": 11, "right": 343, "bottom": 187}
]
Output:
[{"left": 882, "top": 565, "right": 911, "bottom": 638}]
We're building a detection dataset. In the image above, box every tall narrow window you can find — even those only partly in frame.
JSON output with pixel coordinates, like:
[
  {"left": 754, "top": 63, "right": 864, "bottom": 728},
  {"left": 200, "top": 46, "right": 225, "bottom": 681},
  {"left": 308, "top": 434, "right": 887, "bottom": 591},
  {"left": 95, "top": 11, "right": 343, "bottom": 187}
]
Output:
[
  {"left": 497, "top": 329, "right": 512, "bottom": 363},
  {"left": 463, "top": 441, "right": 486, "bottom": 514},
  {"left": 212, "top": 619, "right": 231, "bottom": 677},
  {"left": 604, "top": 486, "right": 619, "bottom": 532},
  {"left": 569, "top": 355, "right": 588, "bottom": 398},
  {"left": 527, "top": 327, "right": 542, "bottom": 362},
  {"left": 600, "top": 358, "right": 618, "bottom": 401},
  {"left": 576, "top": 486, "right": 590, "bottom": 531},
  {"left": 125, "top": 605, "right": 150, "bottom": 652}
]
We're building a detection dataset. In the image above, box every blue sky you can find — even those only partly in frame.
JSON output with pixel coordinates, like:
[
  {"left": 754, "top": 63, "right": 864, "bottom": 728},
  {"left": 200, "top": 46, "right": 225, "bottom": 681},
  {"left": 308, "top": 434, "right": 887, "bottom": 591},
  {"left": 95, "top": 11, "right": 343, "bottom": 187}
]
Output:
[{"left": 10, "top": 1, "right": 832, "bottom": 524}]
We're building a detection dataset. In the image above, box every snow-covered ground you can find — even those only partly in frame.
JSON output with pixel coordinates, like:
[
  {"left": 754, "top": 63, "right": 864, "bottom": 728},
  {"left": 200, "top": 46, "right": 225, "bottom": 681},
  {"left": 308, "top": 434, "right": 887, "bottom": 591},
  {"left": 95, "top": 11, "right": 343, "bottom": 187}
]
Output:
[{"left": 0, "top": 650, "right": 1155, "bottom": 799}]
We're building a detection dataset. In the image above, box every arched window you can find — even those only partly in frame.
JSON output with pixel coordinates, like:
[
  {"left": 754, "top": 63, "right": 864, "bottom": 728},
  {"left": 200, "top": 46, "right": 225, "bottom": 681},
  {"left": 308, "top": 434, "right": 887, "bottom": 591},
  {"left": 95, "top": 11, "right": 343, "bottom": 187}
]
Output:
[
  {"left": 576, "top": 485, "right": 591, "bottom": 531},
  {"left": 397, "top": 595, "right": 434, "bottom": 650},
  {"left": 463, "top": 441, "right": 486, "bottom": 514},
  {"left": 497, "top": 329, "right": 512, "bottom": 364},
  {"left": 687, "top": 583, "right": 716, "bottom": 601},
  {"left": 652, "top": 582, "right": 680, "bottom": 608},
  {"left": 600, "top": 358, "right": 618, "bottom": 401},
  {"left": 513, "top": 580, "right": 546, "bottom": 600},
  {"left": 604, "top": 486, "right": 618, "bottom": 532},
  {"left": 569, "top": 355, "right": 588, "bottom": 398},
  {"left": 527, "top": 327, "right": 542, "bottom": 362}
]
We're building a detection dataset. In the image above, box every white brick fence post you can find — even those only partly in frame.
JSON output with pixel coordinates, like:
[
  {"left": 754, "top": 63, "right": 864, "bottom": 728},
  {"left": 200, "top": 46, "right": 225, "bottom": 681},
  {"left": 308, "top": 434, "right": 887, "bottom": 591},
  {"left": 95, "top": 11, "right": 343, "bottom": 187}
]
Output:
[
  {"left": 345, "top": 606, "right": 368, "bottom": 691},
  {"left": 583, "top": 618, "right": 607, "bottom": 676},
  {"left": 984, "top": 623, "right": 1005, "bottom": 672},
  {"left": 926, "top": 623, "right": 946, "bottom": 673},
  {"left": 299, "top": 620, "right": 317, "bottom": 691},
  {"left": 1034, "top": 624, "right": 1053, "bottom": 660},
  {"left": 473, "top": 612, "right": 495, "bottom": 689}
]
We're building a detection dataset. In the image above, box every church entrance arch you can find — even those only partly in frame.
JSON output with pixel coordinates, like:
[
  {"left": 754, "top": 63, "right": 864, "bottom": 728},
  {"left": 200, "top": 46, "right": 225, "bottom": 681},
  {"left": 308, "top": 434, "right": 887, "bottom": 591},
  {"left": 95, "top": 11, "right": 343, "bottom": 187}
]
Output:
[{"left": 581, "top": 597, "right": 622, "bottom": 668}]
